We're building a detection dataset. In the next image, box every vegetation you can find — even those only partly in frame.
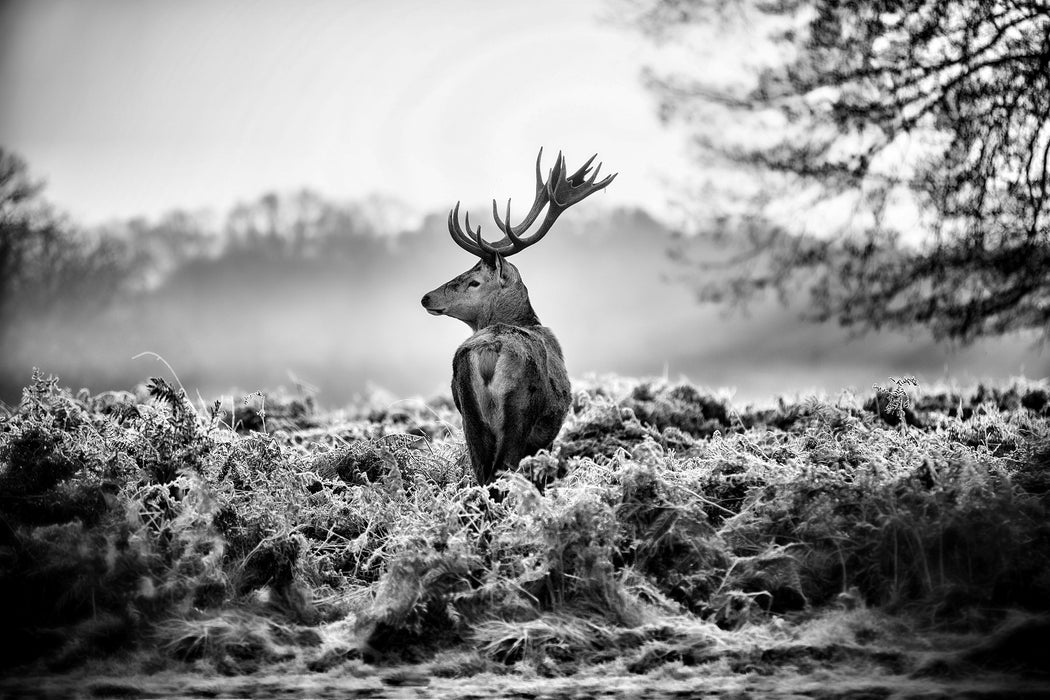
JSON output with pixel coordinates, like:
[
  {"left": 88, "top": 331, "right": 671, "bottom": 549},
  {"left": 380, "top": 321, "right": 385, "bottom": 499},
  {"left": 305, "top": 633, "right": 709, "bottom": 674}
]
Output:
[
  {"left": 631, "top": 0, "right": 1050, "bottom": 341},
  {"left": 1, "top": 370, "right": 1048, "bottom": 693}
]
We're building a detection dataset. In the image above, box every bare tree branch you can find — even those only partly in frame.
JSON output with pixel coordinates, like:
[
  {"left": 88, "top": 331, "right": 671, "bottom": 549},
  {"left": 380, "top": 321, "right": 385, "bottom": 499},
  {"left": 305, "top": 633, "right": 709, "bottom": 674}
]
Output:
[{"left": 632, "top": 0, "right": 1050, "bottom": 340}]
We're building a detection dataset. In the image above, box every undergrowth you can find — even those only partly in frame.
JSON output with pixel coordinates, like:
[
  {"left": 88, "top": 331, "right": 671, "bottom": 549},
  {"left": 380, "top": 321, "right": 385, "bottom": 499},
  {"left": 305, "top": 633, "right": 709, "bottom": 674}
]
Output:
[{"left": 1, "top": 369, "right": 1048, "bottom": 677}]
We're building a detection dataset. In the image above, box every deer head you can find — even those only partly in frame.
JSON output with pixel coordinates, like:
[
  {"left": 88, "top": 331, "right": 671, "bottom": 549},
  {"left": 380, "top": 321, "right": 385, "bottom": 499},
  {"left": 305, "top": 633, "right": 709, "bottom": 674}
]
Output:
[{"left": 421, "top": 148, "right": 617, "bottom": 331}]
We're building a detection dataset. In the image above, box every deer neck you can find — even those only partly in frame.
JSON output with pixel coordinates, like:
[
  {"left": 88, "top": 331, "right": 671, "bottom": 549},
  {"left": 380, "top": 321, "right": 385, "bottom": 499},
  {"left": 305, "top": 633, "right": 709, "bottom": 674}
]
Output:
[{"left": 470, "top": 288, "right": 541, "bottom": 331}]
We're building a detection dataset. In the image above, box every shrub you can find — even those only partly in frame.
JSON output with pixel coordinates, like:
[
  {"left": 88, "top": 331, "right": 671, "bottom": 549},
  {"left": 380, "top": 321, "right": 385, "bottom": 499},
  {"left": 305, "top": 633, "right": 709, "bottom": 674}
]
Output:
[{"left": 1, "top": 371, "right": 1048, "bottom": 674}]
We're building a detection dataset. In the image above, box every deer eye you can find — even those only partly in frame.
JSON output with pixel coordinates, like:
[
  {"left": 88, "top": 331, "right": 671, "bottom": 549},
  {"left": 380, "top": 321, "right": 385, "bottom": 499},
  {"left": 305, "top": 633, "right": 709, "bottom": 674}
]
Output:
[{"left": 468, "top": 280, "right": 481, "bottom": 288}]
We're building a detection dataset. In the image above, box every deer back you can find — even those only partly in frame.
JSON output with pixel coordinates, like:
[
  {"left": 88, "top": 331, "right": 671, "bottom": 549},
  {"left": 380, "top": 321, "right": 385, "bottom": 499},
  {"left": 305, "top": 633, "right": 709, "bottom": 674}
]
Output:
[{"left": 451, "top": 323, "right": 571, "bottom": 484}]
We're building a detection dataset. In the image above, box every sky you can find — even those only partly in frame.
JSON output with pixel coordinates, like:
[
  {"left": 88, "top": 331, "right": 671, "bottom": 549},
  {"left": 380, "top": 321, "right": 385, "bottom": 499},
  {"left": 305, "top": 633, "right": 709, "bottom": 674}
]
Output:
[{"left": 0, "top": 0, "right": 694, "bottom": 226}]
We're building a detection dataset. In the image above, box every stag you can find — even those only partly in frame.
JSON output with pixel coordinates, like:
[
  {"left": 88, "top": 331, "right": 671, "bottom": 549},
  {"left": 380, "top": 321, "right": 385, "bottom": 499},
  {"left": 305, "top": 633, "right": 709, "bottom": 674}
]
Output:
[{"left": 421, "top": 149, "right": 616, "bottom": 485}]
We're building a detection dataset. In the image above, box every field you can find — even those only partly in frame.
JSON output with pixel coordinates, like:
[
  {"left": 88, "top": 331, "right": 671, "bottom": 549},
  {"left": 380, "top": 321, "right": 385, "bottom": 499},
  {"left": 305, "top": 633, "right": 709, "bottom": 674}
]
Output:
[{"left": 1, "top": 370, "right": 1049, "bottom": 698}]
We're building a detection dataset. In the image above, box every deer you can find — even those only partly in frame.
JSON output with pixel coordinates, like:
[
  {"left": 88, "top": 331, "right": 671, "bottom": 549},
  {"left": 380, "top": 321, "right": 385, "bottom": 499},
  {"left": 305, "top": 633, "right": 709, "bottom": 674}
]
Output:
[{"left": 420, "top": 148, "right": 616, "bottom": 486}]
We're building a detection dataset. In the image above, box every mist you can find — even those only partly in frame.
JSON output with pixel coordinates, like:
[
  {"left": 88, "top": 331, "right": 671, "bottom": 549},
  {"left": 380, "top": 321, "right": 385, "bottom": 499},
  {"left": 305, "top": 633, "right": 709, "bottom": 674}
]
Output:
[{"left": 2, "top": 200, "right": 1045, "bottom": 407}]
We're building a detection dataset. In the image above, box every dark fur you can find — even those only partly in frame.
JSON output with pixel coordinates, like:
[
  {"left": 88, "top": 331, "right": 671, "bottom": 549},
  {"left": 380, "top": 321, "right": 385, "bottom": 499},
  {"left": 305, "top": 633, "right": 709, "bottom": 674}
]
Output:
[{"left": 452, "top": 347, "right": 496, "bottom": 480}]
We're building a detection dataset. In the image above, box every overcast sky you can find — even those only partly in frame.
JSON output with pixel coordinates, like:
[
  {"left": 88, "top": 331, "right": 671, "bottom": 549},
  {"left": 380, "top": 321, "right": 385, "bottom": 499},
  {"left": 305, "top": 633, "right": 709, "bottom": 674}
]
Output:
[{"left": 0, "top": 0, "right": 699, "bottom": 226}]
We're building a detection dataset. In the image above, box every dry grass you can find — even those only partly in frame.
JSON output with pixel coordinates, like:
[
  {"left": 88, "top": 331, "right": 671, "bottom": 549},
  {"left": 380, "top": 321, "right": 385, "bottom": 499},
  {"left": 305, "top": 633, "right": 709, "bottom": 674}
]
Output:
[{"left": 1, "top": 369, "right": 1048, "bottom": 688}]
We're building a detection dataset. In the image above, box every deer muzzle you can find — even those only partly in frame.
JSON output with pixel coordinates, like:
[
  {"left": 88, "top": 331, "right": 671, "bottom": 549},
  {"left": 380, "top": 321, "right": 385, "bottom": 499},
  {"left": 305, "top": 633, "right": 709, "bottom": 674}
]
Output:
[{"left": 421, "top": 294, "right": 445, "bottom": 315}]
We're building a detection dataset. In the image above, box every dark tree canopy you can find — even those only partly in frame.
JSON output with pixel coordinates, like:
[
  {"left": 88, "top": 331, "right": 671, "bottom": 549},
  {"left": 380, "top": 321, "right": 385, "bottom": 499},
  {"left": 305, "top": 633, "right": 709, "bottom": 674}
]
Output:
[{"left": 633, "top": 0, "right": 1050, "bottom": 341}]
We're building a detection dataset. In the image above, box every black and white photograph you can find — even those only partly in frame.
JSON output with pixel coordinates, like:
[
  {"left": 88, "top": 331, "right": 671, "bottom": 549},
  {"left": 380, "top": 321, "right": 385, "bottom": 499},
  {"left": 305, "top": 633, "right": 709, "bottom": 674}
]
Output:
[{"left": 1, "top": 0, "right": 1049, "bottom": 697}]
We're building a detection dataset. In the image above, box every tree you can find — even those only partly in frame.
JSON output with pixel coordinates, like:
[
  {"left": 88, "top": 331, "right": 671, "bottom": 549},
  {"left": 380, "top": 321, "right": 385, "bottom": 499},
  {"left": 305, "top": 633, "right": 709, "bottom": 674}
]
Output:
[
  {"left": 0, "top": 148, "right": 133, "bottom": 344},
  {"left": 631, "top": 0, "right": 1050, "bottom": 341}
]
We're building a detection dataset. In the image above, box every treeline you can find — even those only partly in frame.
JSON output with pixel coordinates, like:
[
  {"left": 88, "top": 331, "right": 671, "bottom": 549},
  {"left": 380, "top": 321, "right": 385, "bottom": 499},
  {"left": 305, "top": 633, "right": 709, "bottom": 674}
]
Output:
[
  {"left": 0, "top": 150, "right": 133, "bottom": 343},
  {"left": 0, "top": 148, "right": 419, "bottom": 330},
  {"left": 97, "top": 190, "right": 420, "bottom": 285}
]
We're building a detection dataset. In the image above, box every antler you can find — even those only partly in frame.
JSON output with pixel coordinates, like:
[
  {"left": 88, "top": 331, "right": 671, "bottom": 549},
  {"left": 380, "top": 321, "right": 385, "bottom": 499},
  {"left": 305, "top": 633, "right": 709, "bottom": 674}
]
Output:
[{"left": 447, "top": 148, "right": 617, "bottom": 259}]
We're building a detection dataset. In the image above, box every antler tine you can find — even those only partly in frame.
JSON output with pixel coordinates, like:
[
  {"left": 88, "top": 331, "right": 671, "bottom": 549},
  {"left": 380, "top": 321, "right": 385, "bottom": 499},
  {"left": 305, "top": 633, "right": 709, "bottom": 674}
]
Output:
[
  {"left": 492, "top": 198, "right": 524, "bottom": 246},
  {"left": 448, "top": 202, "right": 486, "bottom": 257},
  {"left": 464, "top": 209, "right": 475, "bottom": 238},
  {"left": 548, "top": 153, "right": 618, "bottom": 209},
  {"left": 470, "top": 219, "right": 505, "bottom": 257},
  {"left": 587, "top": 162, "right": 602, "bottom": 185},
  {"left": 492, "top": 147, "right": 551, "bottom": 241},
  {"left": 551, "top": 151, "right": 566, "bottom": 187},
  {"left": 582, "top": 162, "right": 617, "bottom": 192},
  {"left": 567, "top": 153, "right": 597, "bottom": 185},
  {"left": 461, "top": 209, "right": 503, "bottom": 257}
]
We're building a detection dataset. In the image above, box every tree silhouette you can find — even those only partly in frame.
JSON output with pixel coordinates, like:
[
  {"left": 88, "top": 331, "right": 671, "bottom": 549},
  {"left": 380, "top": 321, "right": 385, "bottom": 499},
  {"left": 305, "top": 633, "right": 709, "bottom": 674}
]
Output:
[
  {"left": 0, "top": 148, "right": 132, "bottom": 344},
  {"left": 633, "top": 0, "right": 1050, "bottom": 341}
]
